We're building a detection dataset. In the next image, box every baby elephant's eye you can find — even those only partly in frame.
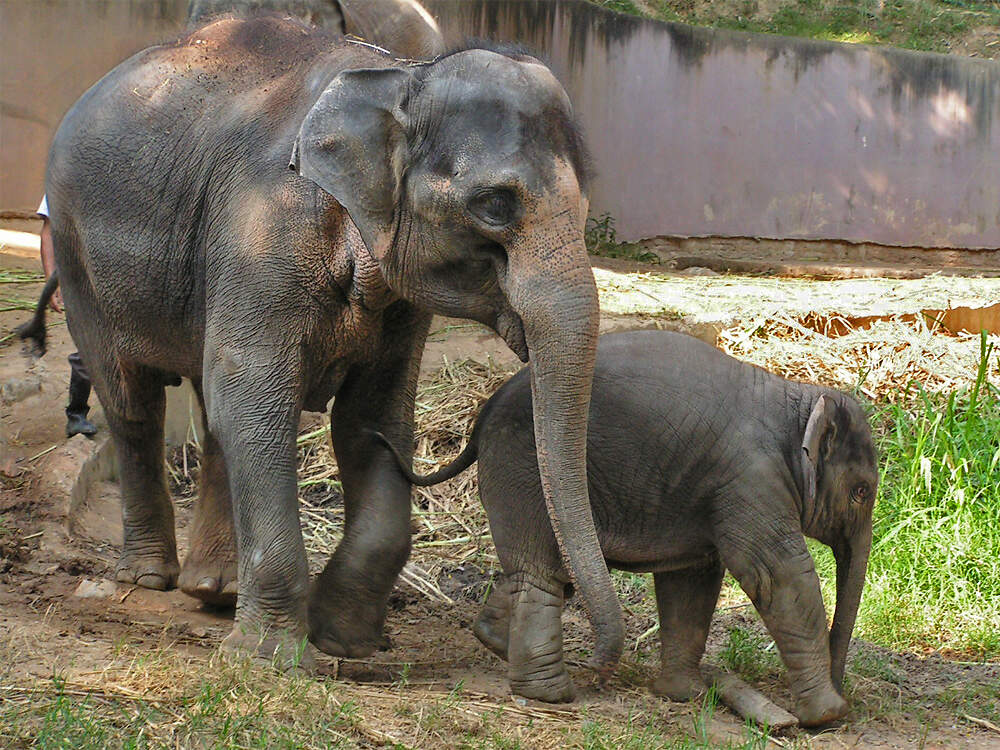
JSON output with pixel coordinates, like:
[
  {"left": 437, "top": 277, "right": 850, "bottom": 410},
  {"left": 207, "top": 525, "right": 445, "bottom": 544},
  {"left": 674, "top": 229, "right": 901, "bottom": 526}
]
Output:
[
  {"left": 850, "top": 483, "right": 871, "bottom": 504},
  {"left": 468, "top": 189, "right": 518, "bottom": 227}
]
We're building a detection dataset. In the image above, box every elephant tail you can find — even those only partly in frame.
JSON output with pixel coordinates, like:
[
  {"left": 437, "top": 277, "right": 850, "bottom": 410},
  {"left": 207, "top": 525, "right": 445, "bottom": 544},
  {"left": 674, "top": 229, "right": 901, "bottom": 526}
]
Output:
[
  {"left": 373, "top": 430, "right": 478, "bottom": 486},
  {"left": 16, "top": 271, "right": 58, "bottom": 357}
]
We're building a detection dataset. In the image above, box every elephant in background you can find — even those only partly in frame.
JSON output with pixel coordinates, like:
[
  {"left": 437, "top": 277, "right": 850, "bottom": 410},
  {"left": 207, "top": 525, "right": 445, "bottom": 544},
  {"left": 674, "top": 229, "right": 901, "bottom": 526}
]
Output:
[
  {"left": 43, "top": 16, "right": 622, "bottom": 673},
  {"left": 384, "top": 331, "right": 878, "bottom": 727},
  {"left": 186, "top": 0, "right": 446, "bottom": 59}
]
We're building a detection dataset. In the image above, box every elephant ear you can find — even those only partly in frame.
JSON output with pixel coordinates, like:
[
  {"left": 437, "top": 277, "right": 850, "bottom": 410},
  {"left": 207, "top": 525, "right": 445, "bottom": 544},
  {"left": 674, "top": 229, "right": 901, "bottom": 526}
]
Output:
[
  {"left": 801, "top": 394, "right": 839, "bottom": 505},
  {"left": 290, "top": 67, "right": 413, "bottom": 260}
]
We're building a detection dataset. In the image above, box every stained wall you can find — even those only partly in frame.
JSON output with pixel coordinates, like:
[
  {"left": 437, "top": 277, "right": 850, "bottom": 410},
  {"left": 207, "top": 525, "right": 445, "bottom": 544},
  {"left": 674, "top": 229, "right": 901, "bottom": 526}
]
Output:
[{"left": 2, "top": 0, "right": 997, "bottom": 250}]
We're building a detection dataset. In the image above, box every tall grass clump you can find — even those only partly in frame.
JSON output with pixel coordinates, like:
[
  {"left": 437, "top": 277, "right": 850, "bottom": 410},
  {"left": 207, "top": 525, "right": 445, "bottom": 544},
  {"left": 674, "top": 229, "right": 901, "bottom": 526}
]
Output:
[{"left": 860, "top": 334, "right": 1000, "bottom": 658}]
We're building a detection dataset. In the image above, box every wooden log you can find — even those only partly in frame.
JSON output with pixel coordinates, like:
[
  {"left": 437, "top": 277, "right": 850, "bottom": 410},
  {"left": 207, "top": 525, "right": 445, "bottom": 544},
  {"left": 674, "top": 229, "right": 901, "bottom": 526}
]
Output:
[{"left": 703, "top": 666, "right": 799, "bottom": 731}]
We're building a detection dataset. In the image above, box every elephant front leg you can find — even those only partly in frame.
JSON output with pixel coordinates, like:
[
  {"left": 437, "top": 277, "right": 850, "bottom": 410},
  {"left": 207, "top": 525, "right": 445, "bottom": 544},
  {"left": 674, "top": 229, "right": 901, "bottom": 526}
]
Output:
[
  {"left": 205, "top": 363, "right": 312, "bottom": 668},
  {"left": 722, "top": 528, "right": 847, "bottom": 727},
  {"left": 651, "top": 559, "right": 723, "bottom": 701},
  {"left": 506, "top": 574, "right": 574, "bottom": 702},
  {"left": 178, "top": 380, "right": 237, "bottom": 607},
  {"left": 309, "top": 312, "right": 429, "bottom": 657}
]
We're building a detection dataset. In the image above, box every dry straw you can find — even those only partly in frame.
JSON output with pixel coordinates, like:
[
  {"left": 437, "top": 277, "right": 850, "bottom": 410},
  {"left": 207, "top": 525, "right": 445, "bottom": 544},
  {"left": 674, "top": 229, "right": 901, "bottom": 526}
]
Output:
[
  {"left": 296, "top": 356, "right": 515, "bottom": 597},
  {"left": 718, "top": 312, "right": 996, "bottom": 400}
]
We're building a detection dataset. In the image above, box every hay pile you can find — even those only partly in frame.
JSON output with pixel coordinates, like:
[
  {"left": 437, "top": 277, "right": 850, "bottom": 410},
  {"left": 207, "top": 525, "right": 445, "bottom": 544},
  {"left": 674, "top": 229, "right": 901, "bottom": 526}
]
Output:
[
  {"left": 718, "top": 313, "right": 995, "bottom": 400},
  {"left": 594, "top": 267, "right": 1000, "bottom": 323},
  {"left": 594, "top": 267, "right": 997, "bottom": 399}
]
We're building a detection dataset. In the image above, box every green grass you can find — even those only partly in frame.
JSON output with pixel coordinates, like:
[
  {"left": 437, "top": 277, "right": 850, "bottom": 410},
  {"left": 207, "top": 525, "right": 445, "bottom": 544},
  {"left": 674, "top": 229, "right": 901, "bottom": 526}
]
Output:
[
  {"left": 0, "top": 269, "right": 44, "bottom": 284},
  {"left": 0, "top": 296, "right": 37, "bottom": 312},
  {"left": 859, "top": 334, "right": 1000, "bottom": 658},
  {"left": 6, "top": 662, "right": 360, "bottom": 750},
  {"left": 1, "top": 647, "right": 774, "bottom": 750},
  {"left": 718, "top": 627, "right": 782, "bottom": 683},
  {"left": 585, "top": 214, "right": 661, "bottom": 264},
  {"left": 800, "top": 334, "right": 1000, "bottom": 659},
  {"left": 934, "top": 678, "right": 1000, "bottom": 724},
  {"left": 599, "top": 0, "right": 1000, "bottom": 58},
  {"left": 572, "top": 689, "right": 773, "bottom": 749}
]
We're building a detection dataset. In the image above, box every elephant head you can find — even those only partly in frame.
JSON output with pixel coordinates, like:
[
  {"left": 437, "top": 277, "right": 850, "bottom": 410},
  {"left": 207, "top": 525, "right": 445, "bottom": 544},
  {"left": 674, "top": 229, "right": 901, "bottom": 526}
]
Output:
[
  {"left": 291, "top": 48, "right": 625, "bottom": 674},
  {"left": 799, "top": 393, "right": 878, "bottom": 690}
]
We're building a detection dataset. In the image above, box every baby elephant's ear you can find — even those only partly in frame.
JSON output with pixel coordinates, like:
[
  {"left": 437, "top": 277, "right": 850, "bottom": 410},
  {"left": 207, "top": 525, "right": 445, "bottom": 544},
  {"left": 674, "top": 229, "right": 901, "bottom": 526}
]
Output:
[
  {"left": 290, "top": 67, "right": 413, "bottom": 260},
  {"left": 800, "top": 394, "right": 839, "bottom": 504}
]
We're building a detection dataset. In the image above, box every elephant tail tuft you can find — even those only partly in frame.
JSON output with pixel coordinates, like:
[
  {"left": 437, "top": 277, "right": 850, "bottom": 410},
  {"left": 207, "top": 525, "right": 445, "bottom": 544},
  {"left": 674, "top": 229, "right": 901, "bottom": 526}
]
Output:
[{"left": 16, "top": 272, "right": 58, "bottom": 357}]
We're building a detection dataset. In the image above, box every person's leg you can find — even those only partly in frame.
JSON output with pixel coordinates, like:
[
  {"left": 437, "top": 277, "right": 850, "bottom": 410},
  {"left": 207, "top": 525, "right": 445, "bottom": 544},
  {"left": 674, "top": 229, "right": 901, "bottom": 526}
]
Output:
[{"left": 66, "top": 352, "right": 97, "bottom": 437}]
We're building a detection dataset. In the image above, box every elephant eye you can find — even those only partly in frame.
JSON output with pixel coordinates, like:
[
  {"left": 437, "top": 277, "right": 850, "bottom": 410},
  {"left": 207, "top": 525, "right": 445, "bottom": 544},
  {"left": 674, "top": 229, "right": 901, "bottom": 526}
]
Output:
[
  {"left": 850, "top": 483, "right": 871, "bottom": 504},
  {"left": 468, "top": 189, "right": 517, "bottom": 227}
]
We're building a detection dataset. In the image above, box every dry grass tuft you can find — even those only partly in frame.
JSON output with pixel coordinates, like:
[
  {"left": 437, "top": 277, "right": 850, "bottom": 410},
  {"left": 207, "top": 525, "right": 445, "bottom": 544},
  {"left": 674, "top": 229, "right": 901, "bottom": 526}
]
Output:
[{"left": 296, "top": 357, "right": 517, "bottom": 602}]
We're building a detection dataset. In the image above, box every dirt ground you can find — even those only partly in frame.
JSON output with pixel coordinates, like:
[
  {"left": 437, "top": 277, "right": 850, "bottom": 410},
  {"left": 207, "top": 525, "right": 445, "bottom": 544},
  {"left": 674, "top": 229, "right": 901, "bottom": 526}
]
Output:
[{"left": 2, "top": 246, "right": 999, "bottom": 749}]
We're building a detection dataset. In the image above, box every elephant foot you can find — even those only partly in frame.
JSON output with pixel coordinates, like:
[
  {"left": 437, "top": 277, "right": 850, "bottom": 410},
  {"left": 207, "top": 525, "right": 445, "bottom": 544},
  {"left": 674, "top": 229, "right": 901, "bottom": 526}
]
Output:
[
  {"left": 179, "top": 552, "right": 238, "bottom": 607},
  {"left": 473, "top": 612, "right": 510, "bottom": 660},
  {"left": 307, "top": 580, "right": 393, "bottom": 658},
  {"left": 795, "top": 689, "right": 848, "bottom": 727},
  {"left": 473, "top": 579, "right": 512, "bottom": 660},
  {"left": 115, "top": 549, "right": 179, "bottom": 591},
  {"left": 309, "top": 623, "right": 391, "bottom": 659},
  {"left": 308, "top": 601, "right": 392, "bottom": 658},
  {"left": 221, "top": 622, "right": 317, "bottom": 672},
  {"left": 510, "top": 670, "right": 576, "bottom": 703},
  {"left": 651, "top": 668, "right": 706, "bottom": 701}
]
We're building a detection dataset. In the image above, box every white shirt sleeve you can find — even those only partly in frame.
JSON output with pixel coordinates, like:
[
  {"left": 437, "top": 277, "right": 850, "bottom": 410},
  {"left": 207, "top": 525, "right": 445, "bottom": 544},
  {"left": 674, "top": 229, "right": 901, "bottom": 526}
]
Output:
[{"left": 37, "top": 195, "right": 49, "bottom": 218}]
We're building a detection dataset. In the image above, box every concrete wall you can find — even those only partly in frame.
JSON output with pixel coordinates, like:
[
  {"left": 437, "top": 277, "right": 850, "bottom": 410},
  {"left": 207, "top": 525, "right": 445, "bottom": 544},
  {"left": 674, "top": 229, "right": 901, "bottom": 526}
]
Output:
[
  {"left": 427, "top": 0, "right": 1000, "bottom": 249},
  {"left": 0, "top": 0, "right": 188, "bottom": 213},
  {"left": 2, "top": 0, "right": 997, "bottom": 250}
]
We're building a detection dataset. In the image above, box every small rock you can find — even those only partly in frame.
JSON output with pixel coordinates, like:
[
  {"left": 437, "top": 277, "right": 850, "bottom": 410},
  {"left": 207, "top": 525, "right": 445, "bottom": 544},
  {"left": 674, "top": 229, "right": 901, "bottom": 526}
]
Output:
[
  {"left": 0, "top": 375, "right": 42, "bottom": 405},
  {"left": 24, "top": 561, "right": 59, "bottom": 576},
  {"left": 73, "top": 578, "right": 117, "bottom": 599},
  {"left": 682, "top": 266, "right": 720, "bottom": 276}
]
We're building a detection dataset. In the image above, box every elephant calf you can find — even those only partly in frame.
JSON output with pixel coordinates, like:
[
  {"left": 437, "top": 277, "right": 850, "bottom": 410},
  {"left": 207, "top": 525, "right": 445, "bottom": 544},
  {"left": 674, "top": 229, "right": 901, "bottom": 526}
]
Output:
[{"left": 385, "top": 330, "right": 878, "bottom": 727}]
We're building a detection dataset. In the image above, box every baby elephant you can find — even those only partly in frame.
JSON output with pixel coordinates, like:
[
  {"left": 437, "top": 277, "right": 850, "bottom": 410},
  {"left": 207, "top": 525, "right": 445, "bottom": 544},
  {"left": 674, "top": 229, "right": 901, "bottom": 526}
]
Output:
[{"left": 385, "top": 331, "right": 877, "bottom": 727}]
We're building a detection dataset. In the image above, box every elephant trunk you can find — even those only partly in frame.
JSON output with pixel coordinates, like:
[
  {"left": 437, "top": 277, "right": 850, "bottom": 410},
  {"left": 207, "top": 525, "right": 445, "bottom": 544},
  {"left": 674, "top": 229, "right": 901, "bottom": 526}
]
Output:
[
  {"left": 829, "top": 524, "right": 872, "bottom": 690},
  {"left": 504, "top": 250, "right": 625, "bottom": 679}
]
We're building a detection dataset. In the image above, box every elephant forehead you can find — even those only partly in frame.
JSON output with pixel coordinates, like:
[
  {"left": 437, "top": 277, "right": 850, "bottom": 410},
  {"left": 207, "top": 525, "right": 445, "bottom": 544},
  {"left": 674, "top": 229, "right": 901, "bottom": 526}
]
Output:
[
  {"left": 424, "top": 94, "right": 523, "bottom": 158},
  {"left": 413, "top": 79, "right": 587, "bottom": 192},
  {"left": 419, "top": 59, "right": 562, "bottom": 118}
]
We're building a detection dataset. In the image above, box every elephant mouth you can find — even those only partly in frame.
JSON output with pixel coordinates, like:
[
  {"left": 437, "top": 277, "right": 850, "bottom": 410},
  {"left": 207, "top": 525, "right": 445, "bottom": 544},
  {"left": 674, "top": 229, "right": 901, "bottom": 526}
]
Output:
[{"left": 496, "top": 310, "right": 529, "bottom": 362}]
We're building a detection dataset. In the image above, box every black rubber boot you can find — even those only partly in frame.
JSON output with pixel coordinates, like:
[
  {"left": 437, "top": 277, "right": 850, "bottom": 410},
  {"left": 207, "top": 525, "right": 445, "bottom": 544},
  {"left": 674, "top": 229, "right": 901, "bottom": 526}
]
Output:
[{"left": 66, "top": 352, "right": 97, "bottom": 437}]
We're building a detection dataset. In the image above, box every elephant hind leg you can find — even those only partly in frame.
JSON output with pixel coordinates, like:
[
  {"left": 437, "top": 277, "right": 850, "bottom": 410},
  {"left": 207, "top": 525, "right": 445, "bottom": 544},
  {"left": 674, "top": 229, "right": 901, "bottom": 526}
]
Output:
[
  {"left": 178, "top": 380, "right": 237, "bottom": 607},
  {"left": 94, "top": 361, "right": 179, "bottom": 591},
  {"left": 473, "top": 576, "right": 513, "bottom": 660},
  {"left": 507, "top": 574, "right": 575, "bottom": 703},
  {"left": 651, "top": 559, "right": 723, "bottom": 701}
]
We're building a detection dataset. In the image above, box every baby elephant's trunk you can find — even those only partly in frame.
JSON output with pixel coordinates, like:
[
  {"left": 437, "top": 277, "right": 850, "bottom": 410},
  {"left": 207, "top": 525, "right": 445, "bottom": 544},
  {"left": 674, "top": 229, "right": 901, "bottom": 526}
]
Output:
[{"left": 828, "top": 525, "right": 872, "bottom": 690}]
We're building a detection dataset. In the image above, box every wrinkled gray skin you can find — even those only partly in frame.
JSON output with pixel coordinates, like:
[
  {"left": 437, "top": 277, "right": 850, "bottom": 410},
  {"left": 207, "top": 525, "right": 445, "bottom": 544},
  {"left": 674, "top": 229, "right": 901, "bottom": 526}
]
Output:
[
  {"left": 45, "top": 16, "right": 623, "bottom": 671},
  {"left": 386, "top": 331, "right": 878, "bottom": 727},
  {"left": 187, "top": 0, "right": 446, "bottom": 59}
]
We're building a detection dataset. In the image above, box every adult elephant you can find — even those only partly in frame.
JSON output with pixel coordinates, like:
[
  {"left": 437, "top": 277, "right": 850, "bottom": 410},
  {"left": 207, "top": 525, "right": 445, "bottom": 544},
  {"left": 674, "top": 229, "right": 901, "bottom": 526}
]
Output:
[
  {"left": 44, "top": 16, "right": 623, "bottom": 671},
  {"left": 186, "top": 0, "right": 446, "bottom": 59}
]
